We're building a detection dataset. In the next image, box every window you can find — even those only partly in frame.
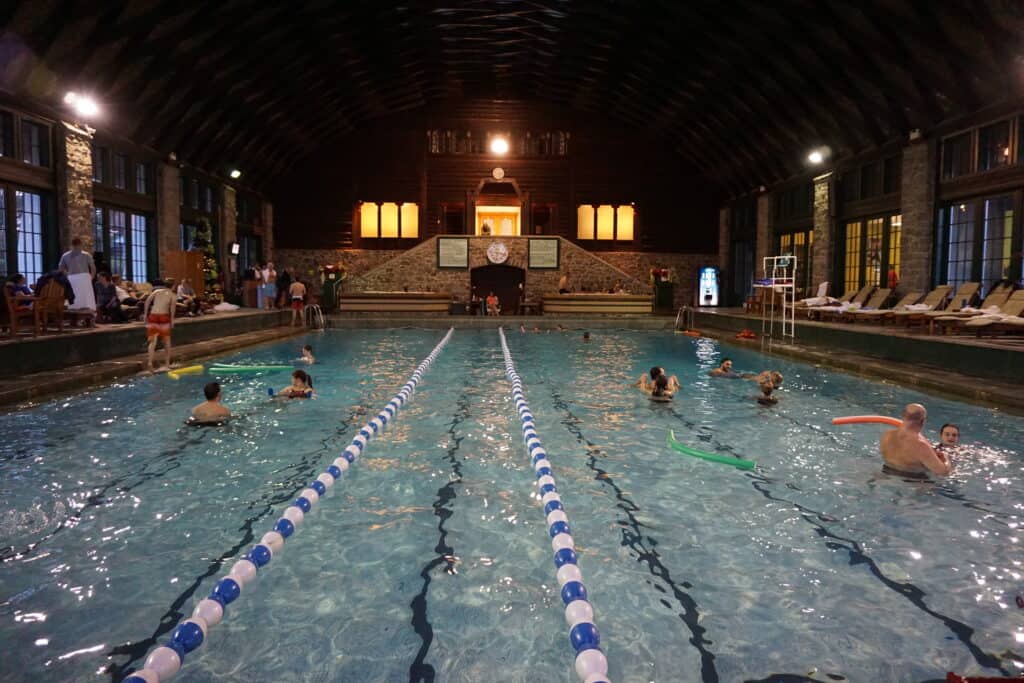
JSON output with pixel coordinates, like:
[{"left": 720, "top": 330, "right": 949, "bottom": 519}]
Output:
[
  {"left": 776, "top": 229, "right": 813, "bottom": 294},
  {"left": 840, "top": 214, "right": 902, "bottom": 292},
  {"left": 179, "top": 177, "right": 186, "bottom": 207},
  {"left": 21, "top": 121, "right": 50, "bottom": 167},
  {"left": 576, "top": 204, "right": 634, "bottom": 241},
  {"left": 883, "top": 156, "right": 901, "bottom": 195},
  {"left": 135, "top": 163, "right": 149, "bottom": 194},
  {"left": 202, "top": 185, "right": 214, "bottom": 213},
  {"left": 860, "top": 162, "right": 882, "bottom": 199},
  {"left": 978, "top": 121, "right": 1011, "bottom": 172},
  {"left": 359, "top": 201, "right": 419, "bottom": 238},
  {"left": 92, "top": 144, "right": 106, "bottom": 183},
  {"left": 130, "top": 214, "right": 149, "bottom": 282},
  {"left": 108, "top": 210, "right": 127, "bottom": 278},
  {"left": 190, "top": 180, "right": 199, "bottom": 209},
  {"left": 774, "top": 183, "right": 813, "bottom": 223},
  {"left": 0, "top": 112, "right": 12, "bottom": 158},
  {"left": 942, "top": 132, "right": 972, "bottom": 179},
  {"left": 936, "top": 195, "right": 1022, "bottom": 295},
  {"left": 238, "top": 234, "right": 262, "bottom": 274},
  {"left": 181, "top": 223, "right": 198, "bottom": 251},
  {"left": 0, "top": 191, "right": 6, "bottom": 276},
  {"left": 15, "top": 190, "right": 45, "bottom": 282},
  {"left": 93, "top": 207, "right": 105, "bottom": 254},
  {"left": 981, "top": 197, "right": 1013, "bottom": 289},
  {"left": 238, "top": 197, "right": 250, "bottom": 224},
  {"left": 113, "top": 154, "right": 127, "bottom": 189}
]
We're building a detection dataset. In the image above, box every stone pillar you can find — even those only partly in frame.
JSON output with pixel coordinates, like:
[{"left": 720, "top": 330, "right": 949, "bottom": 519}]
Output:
[
  {"left": 717, "top": 207, "right": 731, "bottom": 304},
  {"left": 56, "top": 122, "right": 94, "bottom": 252},
  {"left": 900, "top": 140, "right": 937, "bottom": 293},
  {"left": 812, "top": 173, "right": 834, "bottom": 292},
  {"left": 220, "top": 185, "right": 237, "bottom": 288},
  {"left": 156, "top": 161, "right": 180, "bottom": 276},
  {"left": 754, "top": 193, "right": 772, "bottom": 278},
  {"left": 262, "top": 200, "right": 274, "bottom": 263}
]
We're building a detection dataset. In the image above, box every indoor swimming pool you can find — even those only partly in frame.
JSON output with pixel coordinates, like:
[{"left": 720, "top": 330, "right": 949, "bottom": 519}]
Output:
[{"left": 0, "top": 328, "right": 1021, "bottom": 682}]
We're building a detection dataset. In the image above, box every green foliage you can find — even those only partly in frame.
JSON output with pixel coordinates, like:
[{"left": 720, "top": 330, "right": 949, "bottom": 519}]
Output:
[{"left": 193, "top": 218, "right": 222, "bottom": 302}]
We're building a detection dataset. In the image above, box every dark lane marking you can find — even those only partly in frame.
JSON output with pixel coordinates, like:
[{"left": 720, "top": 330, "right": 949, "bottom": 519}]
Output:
[
  {"left": 552, "top": 389, "right": 720, "bottom": 683},
  {"left": 104, "top": 407, "right": 363, "bottom": 681},
  {"left": 408, "top": 393, "right": 470, "bottom": 683}
]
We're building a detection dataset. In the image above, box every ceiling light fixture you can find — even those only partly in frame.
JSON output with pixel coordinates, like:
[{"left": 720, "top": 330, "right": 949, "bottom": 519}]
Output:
[
  {"left": 490, "top": 137, "right": 509, "bottom": 155},
  {"left": 229, "top": 169, "right": 242, "bottom": 179},
  {"left": 807, "top": 150, "right": 824, "bottom": 164},
  {"left": 64, "top": 92, "right": 99, "bottom": 119}
]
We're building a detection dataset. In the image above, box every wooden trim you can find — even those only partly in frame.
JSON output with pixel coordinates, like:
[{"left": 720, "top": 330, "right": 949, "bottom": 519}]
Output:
[
  {"left": 0, "top": 159, "right": 55, "bottom": 190},
  {"left": 938, "top": 164, "right": 1024, "bottom": 201}
]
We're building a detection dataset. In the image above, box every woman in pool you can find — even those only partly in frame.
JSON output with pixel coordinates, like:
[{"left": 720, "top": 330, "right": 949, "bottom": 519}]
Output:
[
  {"left": 297, "top": 344, "right": 315, "bottom": 363},
  {"left": 650, "top": 374, "right": 673, "bottom": 402},
  {"left": 278, "top": 369, "right": 314, "bottom": 398}
]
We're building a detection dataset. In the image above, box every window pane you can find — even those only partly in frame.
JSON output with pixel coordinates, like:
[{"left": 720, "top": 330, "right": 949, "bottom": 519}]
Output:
[
  {"left": 400, "top": 203, "right": 419, "bottom": 238},
  {"left": 865, "top": 218, "right": 884, "bottom": 286},
  {"left": 981, "top": 196, "right": 1013, "bottom": 293},
  {"left": 596, "top": 205, "right": 614, "bottom": 240},
  {"left": 93, "top": 207, "right": 105, "bottom": 255},
  {"left": 380, "top": 202, "right": 399, "bottom": 238},
  {"left": 15, "top": 190, "right": 45, "bottom": 283},
  {"left": 0, "top": 112, "right": 12, "bottom": 158},
  {"left": 946, "top": 203, "right": 976, "bottom": 292},
  {"left": 203, "top": 186, "right": 214, "bottom": 212},
  {"left": 888, "top": 215, "right": 902, "bottom": 288},
  {"left": 21, "top": 121, "right": 49, "bottom": 166},
  {"left": 576, "top": 205, "right": 594, "bottom": 240},
  {"left": 779, "top": 233, "right": 792, "bottom": 253},
  {"left": 360, "top": 202, "right": 379, "bottom": 238},
  {"left": 92, "top": 144, "right": 105, "bottom": 183},
  {"left": 109, "top": 210, "right": 127, "bottom": 279},
  {"left": 135, "top": 163, "right": 148, "bottom": 194},
  {"left": 131, "top": 214, "right": 148, "bottom": 282},
  {"left": 616, "top": 206, "right": 634, "bottom": 240},
  {"left": 844, "top": 221, "right": 862, "bottom": 293},
  {"left": 0, "top": 191, "right": 6, "bottom": 276},
  {"left": 190, "top": 180, "right": 199, "bottom": 209},
  {"left": 883, "top": 156, "right": 901, "bottom": 194},
  {"left": 942, "top": 133, "right": 972, "bottom": 179},
  {"left": 113, "top": 154, "right": 127, "bottom": 189},
  {"left": 860, "top": 162, "right": 882, "bottom": 199},
  {"left": 978, "top": 121, "right": 1010, "bottom": 172},
  {"left": 181, "top": 223, "right": 197, "bottom": 251}
]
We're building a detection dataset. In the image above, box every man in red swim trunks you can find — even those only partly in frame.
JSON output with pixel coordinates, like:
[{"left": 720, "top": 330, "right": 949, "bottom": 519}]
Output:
[
  {"left": 143, "top": 280, "right": 176, "bottom": 372},
  {"left": 289, "top": 278, "right": 307, "bottom": 327}
]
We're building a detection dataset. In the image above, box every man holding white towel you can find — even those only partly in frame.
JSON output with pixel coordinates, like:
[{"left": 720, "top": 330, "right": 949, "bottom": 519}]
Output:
[{"left": 59, "top": 237, "right": 97, "bottom": 322}]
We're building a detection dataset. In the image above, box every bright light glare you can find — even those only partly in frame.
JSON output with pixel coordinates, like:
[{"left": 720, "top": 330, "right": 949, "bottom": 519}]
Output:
[
  {"left": 490, "top": 137, "right": 509, "bottom": 155},
  {"left": 64, "top": 92, "right": 99, "bottom": 118},
  {"left": 229, "top": 169, "right": 242, "bottom": 179},
  {"left": 807, "top": 150, "right": 824, "bottom": 164}
]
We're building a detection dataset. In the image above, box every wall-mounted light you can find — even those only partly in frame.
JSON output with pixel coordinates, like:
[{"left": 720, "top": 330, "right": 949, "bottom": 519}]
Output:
[
  {"left": 807, "top": 150, "right": 824, "bottom": 164},
  {"left": 229, "top": 169, "right": 242, "bottom": 179},
  {"left": 64, "top": 92, "right": 99, "bottom": 119},
  {"left": 490, "top": 137, "right": 509, "bottom": 155}
]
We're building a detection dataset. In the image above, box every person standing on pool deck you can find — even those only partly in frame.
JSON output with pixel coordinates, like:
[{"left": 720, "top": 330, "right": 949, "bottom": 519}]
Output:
[
  {"left": 191, "top": 382, "right": 231, "bottom": 423},
  {"left": 708, "top": 358, "right": 740, "bottom": 378},
  {"left": 879, "top": 403, "right": 951, "bottom": 479},
  {"left": 289, "top": 277, "right": 307, "bottom": 326},
  {"left": 143, "top": 279, "right": 176, "bottom": 372},
  {"left": 558, "top": 272, "right": 570, "bottom": 294}
]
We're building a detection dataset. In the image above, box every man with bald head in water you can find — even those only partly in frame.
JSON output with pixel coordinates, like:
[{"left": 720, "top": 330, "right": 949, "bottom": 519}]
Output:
[{"left": 879, "top": 403, "right": 951, "bottom": 479}]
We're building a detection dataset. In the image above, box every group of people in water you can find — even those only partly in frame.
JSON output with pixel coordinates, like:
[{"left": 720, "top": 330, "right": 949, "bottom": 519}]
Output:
[
  {"left": 637, "top": 356, "right": 964, "bottom": 481},
  {"left": 188, "top": 345, "right": 317, "bottom": 424}
]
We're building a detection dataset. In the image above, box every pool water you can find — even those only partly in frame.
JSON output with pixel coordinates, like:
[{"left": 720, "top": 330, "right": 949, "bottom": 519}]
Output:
[{"left": 0, "top": 328, "right": 1021, "bottom": 682}]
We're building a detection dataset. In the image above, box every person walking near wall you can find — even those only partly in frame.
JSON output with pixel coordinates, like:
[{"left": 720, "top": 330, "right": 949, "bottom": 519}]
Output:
[{"left": 260, "top": 261, "right": 277, "bottom": 309}]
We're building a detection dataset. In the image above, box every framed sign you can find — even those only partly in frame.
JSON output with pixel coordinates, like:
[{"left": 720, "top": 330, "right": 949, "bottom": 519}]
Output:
[
  {"left": 528, "top": 238, "right": 560, "bottom": 269},
  {"left": 437, "top": 237, "right": 469, "bottom": 269}
]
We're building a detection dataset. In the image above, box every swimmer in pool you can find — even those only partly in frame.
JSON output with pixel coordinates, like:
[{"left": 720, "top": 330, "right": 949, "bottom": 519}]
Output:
[
  {"left": 879, "top": 403, "right": 950, "bottom": 479},
  {"left": 708, "top": 358, "right": 740, "bottom": 378},
  {"left": 937, "top": 422, "right": 960, "bottom": 449},
  {"left": 635, "top": 366, "right": 681, "bottom": 394},
  {"left": 190, "top": 382, "right": 231, "bottom": 423},
  {"left": 297, "top": 344, "right": 315, "bottom": 364},
  {"left": 744, "top": 370, "right": 783, "bottom": 388},
  {"left": 583, "top": 331, "right": 591, "bottom": 342},
  {"left": 756, "top": 380, "right": 778, "bottom": 405},
  {"left": 277, "top": 369, "right": 314, "bottom": 398},
  {"left": 650, "top": 374, "right": 673, "bottom": 401}
]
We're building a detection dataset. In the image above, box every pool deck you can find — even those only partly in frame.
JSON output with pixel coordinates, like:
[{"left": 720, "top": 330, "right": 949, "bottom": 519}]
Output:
[
  {"left": 692, "top": 307, "right": 1024, "bottom": 414},
  {"left": 0, "top": 310, "right": 303, "bottom": 409}
]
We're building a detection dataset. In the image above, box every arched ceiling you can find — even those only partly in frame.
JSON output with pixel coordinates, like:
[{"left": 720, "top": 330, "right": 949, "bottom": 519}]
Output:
[{"left": 2, "top": 0, "right": 1023, "bottom": 194}]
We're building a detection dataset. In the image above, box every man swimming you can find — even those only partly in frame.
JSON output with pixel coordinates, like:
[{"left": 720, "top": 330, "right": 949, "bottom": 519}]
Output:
[
  {"left": 190, "top": 382, "right": 231, "bottom": 424},
  {"left": 708, "top": 358, "right": 740, "bottom": 378},
  {"left": 879, "top": 403, "right": 951, "bottom": 479},
  {"left": 744, "top": 370, "right": 784, "bottom": 388}
]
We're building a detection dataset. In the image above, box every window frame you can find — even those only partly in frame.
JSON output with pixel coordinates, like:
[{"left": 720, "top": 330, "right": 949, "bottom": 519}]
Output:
[
  {"left": 93, "top": 203, "right": 155, "bottom": 281},
  {"left": 836, "top": 212, "right": 903, "bottom": 293},
  {"left": 575, "top": 203, "right": 636, "bottom": 243},
  {"left": 357, "top": 201, "right": 420, "bottom": 240},
  {"left": 19, "top": 117, "right": 52, "bottom": 168},
  {"left": 935, "top": 191, "right": 1023, "bottom": 295}
]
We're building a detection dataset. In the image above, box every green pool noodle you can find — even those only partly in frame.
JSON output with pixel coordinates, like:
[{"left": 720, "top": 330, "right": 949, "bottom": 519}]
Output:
[{"left": 666, "top": 429, "right": 756, "bottom": 470}]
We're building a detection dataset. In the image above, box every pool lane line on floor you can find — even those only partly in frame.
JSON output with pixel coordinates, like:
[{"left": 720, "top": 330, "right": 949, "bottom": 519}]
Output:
[
  {"left": 549, "top": 388, "right": 720, "bottom": 683},
  {"left": 665, "top": 406, "right": 1015, "bottom": 677},
  {"left": 498, "top": 327, "right": 610, "bottom": 683},
  {"left": 408, "top": 391, "right": 470, "bottom": 683},
  {"left": 121, "top": 328, "right": 454, "bottom": 683},
  {"left": 104, "top": 402, "right": 367, "bottom": 681}
]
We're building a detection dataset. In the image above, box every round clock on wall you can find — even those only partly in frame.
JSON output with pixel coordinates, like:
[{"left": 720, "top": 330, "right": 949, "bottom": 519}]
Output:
[
  {"left": 491, "top": 167, "right": 505, "bottom": 180},
  {"left": 487, "top": 241, "right": 509, "bottom": 264}
]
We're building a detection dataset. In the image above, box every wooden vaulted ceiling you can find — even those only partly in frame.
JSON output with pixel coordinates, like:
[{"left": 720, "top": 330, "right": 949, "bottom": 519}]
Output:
[{"left": 2, "top": 0, "right": 1022, "bottom": 194}]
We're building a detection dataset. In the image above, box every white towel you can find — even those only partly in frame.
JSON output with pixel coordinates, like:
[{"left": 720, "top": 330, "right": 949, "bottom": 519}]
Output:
[
  {"left": 904, "top": 303, "right": 932, "bottom": 311},
  {"left": 67, "top": 272, "right": 96, "bottom": 312}
]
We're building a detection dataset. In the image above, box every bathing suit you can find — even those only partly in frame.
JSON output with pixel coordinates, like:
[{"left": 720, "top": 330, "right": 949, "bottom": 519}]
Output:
[
  {"left": 882, "top": 463, "right": 929, "bottom": 480},
  {"left": 291, "top": 297, "right": 304, "bottom": 311},
  {"left": 186, "top": 416, "right": 227, "bottom": 427},
  {"left": 146, "top": 313, "right": 171, "bottom": 339}
]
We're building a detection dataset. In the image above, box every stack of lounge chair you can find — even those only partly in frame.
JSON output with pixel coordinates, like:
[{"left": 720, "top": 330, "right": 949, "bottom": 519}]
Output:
[
  {"left": 929, "top": 284, "right": 1014, "bottom": 334},
  {"left": 807, "top": 285, "right": 874, "bottom": 320},
  {"left": 848, "top": 290, "right": 923, "bottom": 324},
  {"left": 933, "top": 288, "right": 1024, "bottom": 335},
  {"left": 835, "top": 288, "right": 892, "bottom": 322}
]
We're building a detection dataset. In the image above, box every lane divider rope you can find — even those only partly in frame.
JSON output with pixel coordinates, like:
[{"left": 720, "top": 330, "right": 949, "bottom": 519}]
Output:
[
  {"left": 125, "top": 328, "right": 455, "bottom": 683},
  {"left": 498, "top": 327, "right": 611, "bottom": 683}
]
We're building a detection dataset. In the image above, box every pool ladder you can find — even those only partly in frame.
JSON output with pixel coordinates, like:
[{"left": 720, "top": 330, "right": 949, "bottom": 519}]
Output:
[{"left": 305, "top": 304, "right": 326, "bottom": 330}]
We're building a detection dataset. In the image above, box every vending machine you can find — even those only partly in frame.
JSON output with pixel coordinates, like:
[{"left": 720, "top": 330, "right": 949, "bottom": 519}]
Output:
[{"left": 697, "top": 266, "right": 720, "bottom": 307}]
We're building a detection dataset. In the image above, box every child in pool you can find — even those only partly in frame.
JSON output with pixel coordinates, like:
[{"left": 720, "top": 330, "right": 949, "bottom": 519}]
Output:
[
  {"left": 298, "top": 344, "right": 315, "bottom": 363},
  {"left": 278, "top": 369, "right": 314, "bottom": 398},
  {"left": 757, "top": 380, "right": 778, "bottom": 405}
]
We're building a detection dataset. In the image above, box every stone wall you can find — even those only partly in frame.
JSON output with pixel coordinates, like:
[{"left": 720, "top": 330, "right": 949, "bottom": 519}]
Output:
[
  {"left": 157, "top": 162, "right": 180, "bottom": 268},
  {"left": 900, "top": 140, "right": 936, "bottom": 293},
  {"left": 811, "top": 174, "right": 833, "bottom": 293},
  {"left": 56, "top": 122, "right": 94, "bottom": 251},
  {"left": 717, "top": 207, "right": 730, "bottom": 274},
  {"left": 754, "top": 193, "right": 772, "bottom": 279},
  {"left": 220, "top": 185, "right": 237, "bottom": 260},
  {"left": 275, "top": 239, "right": 714, "bottom": 308}
]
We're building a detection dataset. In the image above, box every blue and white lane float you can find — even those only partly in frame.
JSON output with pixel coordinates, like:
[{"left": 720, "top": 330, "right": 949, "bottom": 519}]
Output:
[
  {"left": 498, "top": 328, "right": 611, "bottom": 683},
  {"left": 124, "top": 329, "right": 455, "bottom": 683}
]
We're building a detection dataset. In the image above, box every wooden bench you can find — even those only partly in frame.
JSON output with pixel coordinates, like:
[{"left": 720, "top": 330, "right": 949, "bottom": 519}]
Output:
[{"left": 541, "top": 294, "right": 652, "bottom": 315}]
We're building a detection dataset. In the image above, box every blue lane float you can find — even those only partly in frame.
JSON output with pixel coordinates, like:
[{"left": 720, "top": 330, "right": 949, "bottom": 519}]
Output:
[
  {"left": 124, "top": 328, "right": 455, "bottom": 683},
  {"left": 498, "top": 327, "right": 612, "bottom": 683}
]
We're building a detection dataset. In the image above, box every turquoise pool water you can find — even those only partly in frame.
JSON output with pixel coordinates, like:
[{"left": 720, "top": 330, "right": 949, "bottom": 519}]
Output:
[{"left": 0, "top": 328, "right": 1021, "bottom": 682}]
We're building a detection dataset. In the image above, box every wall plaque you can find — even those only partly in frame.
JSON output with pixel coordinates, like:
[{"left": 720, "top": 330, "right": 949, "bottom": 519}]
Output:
[
  {"left": 528, "top": 238, "right": 560, "bottom": 269},
  {"left": 437, "top": 237, "right": 469, "bottom": 269}
]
